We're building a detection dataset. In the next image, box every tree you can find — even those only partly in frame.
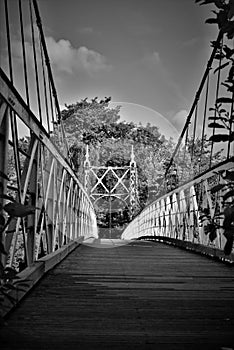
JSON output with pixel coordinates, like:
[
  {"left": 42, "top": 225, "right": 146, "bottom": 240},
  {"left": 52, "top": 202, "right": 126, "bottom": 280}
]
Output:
[{"left": 58, "top": 97, "right": 176, "bottom": 235}]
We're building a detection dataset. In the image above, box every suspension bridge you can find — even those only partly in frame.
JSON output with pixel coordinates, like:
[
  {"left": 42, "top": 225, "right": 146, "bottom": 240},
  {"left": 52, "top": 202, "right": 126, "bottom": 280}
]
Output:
[{"left": 0, "top": 0, "right": 234, "bottom": 349}]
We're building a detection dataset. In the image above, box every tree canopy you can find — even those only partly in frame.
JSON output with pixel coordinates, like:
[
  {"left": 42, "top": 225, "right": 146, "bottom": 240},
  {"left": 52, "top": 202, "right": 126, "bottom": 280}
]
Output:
[{"left": 56, "top": 97, "right": 175, "bottom": 237}]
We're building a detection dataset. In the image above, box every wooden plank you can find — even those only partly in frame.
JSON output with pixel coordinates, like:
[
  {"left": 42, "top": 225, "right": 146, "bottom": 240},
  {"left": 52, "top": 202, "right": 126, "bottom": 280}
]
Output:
[
  {"left": 0, "top": 240, "right": 82, "bottom": 318},
  {"left": 1, "top": 239, "right": 234, "bottom": 349}
]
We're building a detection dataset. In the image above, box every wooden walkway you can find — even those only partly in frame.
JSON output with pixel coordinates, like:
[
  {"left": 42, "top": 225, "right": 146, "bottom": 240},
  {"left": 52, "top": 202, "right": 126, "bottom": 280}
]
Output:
[{"left": 1, "top": 239, "right": 234, "bottom": 350}]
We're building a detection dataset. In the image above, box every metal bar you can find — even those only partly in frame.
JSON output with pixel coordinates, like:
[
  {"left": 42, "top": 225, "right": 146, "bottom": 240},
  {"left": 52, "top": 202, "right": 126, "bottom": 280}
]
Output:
[
  {"left": 0, "top": 101, "right": 8, "bottom": 126},
  {"left": 39, "top": 41, "right": 50, "bottom": 133},
  {"left": 29, "top": 0, "right": 42, "bottom": 122},
  {"left": 199, "top": 73, "right": 210, "bottom": 172},
  {"left": 32, "top": 0, "right": 61, "bottom": 122},
  {"left": 4, "top": 0, "right": 13, "bottom": 82},
  {"left": 0, "top": 68, "right": 93, "bottom": 206},
  {"left": 18, "top": 0, "right": 30, "bottom": 107},
  {"left": 209, "top": 37, "right": 223, "bottom": 166}
]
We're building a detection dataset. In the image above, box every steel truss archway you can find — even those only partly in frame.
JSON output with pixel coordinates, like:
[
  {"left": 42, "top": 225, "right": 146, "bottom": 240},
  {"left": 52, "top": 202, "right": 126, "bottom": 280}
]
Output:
[{"left": 84, "top": 145, "right": 139, "bottom": 219}]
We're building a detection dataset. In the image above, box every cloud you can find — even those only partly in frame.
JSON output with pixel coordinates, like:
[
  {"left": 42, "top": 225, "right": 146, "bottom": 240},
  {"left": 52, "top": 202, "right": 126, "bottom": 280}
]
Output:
[
  {"left": 10, "top": 34, "right": 112, "bottom": 76},
  {"left": 45, "top": 37, "right": 112, "bottom": 74}
]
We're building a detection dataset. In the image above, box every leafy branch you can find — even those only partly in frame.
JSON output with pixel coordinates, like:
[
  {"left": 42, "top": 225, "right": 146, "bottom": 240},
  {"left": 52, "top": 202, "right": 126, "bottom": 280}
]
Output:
[
  {"left": 196, "top": 0, "right": 234, "bottom": 255},
  {"left": 0, "top": 172, "right": 34, "bottom": 319}
]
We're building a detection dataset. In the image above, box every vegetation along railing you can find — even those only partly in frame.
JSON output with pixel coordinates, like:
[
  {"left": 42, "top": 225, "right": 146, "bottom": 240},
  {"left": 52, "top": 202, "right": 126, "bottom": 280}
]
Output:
[{"left": 122, "top": 0, "right": 234, "bottom": 262}]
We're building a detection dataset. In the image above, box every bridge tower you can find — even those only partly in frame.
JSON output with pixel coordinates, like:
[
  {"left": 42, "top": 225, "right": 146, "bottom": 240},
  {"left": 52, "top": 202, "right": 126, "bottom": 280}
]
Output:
[
  {"left": 84, "top": 145, "right": 91, "bottom": 193},
  {"left": 83, "top": 146, "right": 139, "bottom": 221},
  {"left": 129, "top": 145, "right": 140, "bottom": 219}
]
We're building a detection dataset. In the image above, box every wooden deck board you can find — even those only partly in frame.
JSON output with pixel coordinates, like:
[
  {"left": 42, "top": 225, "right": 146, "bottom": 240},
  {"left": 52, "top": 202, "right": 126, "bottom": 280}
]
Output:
[{"left": 1, "top": 239, "right": 234, "bottom": 349}]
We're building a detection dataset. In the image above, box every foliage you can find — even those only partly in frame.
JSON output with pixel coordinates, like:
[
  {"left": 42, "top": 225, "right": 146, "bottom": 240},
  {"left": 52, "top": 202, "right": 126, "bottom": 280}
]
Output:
[
  {"left": 196, "top": 0, "right": 234, "bottom": 254},
  {"left": 0, "top": 171, "right": 33, "bottom": 319},
  {"left": 199, "top": 0, "right": 234, "bottom": 146},
  {"left": 59, "top": 98, "right": 176, "bottom": 236},
  {"left": 200, "top": 170, "right": 234, "bottom": 254},
  {"left": 196, "top": 0, "right": 234, "bottom": 39}
]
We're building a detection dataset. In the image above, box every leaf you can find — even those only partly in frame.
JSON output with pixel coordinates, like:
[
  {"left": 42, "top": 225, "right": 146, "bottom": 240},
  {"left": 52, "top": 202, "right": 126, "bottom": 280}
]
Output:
[
  {"left": 222, "top": 82, "right": 234, "bottom": 93},
  {"left": 223, "top": 190, "right": 234, "bottom": 201},
  {"left": 0, "top": 194, "right": 16, "bottom": 202},
  {"left": 209, "top": 134, "right": 230, "bottom": 142},
  {"left": 198, "top": 0, "right": 219, "bottom": 4},
  {"left": 227, "top": 66, "right": 234, "bottom": 82},
  {"left": 224, "top": 206, "right": 234, "bottom": 219},
  {"left": 3, "top": 267, "right": 18, "bottom": 279},
  {"left": 214, "top": 61, "right": 230, "bottom": 74},
  {"left": 226, "top": 21, "right": 234, "bottom": 39},
  {"left": 208, "top": 122, "right": 226, "bottom": 128},
  {"left": 208, "top": 117, "right": 217, "bottom": 120},
  {"left": 216, "top": 97, "right": 234, "bottom": 104},
  {"left": 210, "top": 183, "right": 227, "bottom": 193},
  {"left": 209, "top": 229, "right": 217, "bottom": 242},
  {"left": 223, "top": 170, "right": 234, "bottom": 181},
  {"left": 3, "top": 202, "right": 35, "bottom": 217},
  {"left": 219, "top": 108, "right": 228, "bottom": 114},
  {"left": 209, "top": 116, "right": 229, "bottom": 123},
  {"left": 228, "top": 0, "right": 234, "bottom": 20},
  {"left": 223, "top": 45, "right": 234, "bottom": 59},
  {"left": 223, "top": 233, "right": 234, "bottom": 255},
  {"left": 204, "top": 223, "right": 216, "bottom": 235},
  {"left": 215, "top": 53, "right": 225, "bottom": 60},
  {"left": 0, "top": 171, "right": 10, "bottom": 181},
  {"left": 206, "top": 17, "right": 218, "bottom": 24},
  {"left": 0, "top": 214, "right": 5, "bottom": 226}
]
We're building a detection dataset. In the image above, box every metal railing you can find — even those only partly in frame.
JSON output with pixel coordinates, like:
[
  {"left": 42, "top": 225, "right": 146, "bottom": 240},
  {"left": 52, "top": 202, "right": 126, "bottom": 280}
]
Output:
[
  {"left": 122, "top": 20, "right": 234, "bottom": 261},
  {"left": 122, "top": 159, "right": 234, "bottom": 261},
  {"left": 0, "top": 0, "right": 98, "bottom": 272}
]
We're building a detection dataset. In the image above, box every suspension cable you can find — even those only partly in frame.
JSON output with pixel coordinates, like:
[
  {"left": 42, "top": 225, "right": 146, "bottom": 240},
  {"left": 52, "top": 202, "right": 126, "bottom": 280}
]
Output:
[
  {"left": 4, "top": 0, "right": 13, "bottom": 82},
  {"left": 39, "top": 40, "right": 50, "bottom": 133},
  {"left": 180, "top": 125, "right": 190, "bottom": 182},
  {"left": 209, "top": 37, "right": 223, "bottom": 166},
  {"left": 190, "top": 103, "right": 198, "bottom": 166},
  {"left": 199, "top": 72, "right": 210, "bottom": 173},
  {"left": 29, "top": 0, "right": 42, "bottom": 123},
  {"left": 32, "top": 0, "right": 70, "bottom": 157},
  {"left": 165, "top": 31, "right": 223, "bottom": 178},
  {"left": 48, "top": 80, "right": 55, "bottom": 132},
  {"left": 18, "top": 0, "right": 30, "bottom": 107},
  {"left": 227, "top": 89, "right": 234, "bottom": 159},
  {"left": 32, "top": 0, "right": 61, "bottom": 123}
]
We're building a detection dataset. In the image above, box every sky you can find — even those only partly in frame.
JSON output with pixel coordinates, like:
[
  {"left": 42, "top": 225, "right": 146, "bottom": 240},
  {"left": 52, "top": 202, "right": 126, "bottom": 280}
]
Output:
[{"left": 0, "top": 0, "right": 218, "bottom": 140}]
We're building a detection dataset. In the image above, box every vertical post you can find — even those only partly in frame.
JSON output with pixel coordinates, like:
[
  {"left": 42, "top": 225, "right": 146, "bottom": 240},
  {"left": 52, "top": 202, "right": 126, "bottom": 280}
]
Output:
[
  {"left": 0, "top": 103, "right": 9, "bottom": 267},
  {"left": 84, "top": 145, "right": 90, "bottom": 192},
  {"left": 129, "top": 145, "right": 138, "bottom": 219},
  {"left": 109, "top": 194, "right": 111, "bottom": 239},
  {"left": 24, "top": 136, "right": 39, "bottom": 265}
]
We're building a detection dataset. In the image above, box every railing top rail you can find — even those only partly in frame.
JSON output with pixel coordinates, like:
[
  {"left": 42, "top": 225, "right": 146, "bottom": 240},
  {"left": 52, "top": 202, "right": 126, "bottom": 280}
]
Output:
[{"left": 0, "top": 67, "right": 94, "bottom": 208}]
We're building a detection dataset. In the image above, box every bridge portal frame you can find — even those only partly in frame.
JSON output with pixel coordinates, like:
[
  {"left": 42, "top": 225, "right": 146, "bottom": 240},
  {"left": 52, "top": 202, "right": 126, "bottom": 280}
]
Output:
[{"left": 84, "top": 145, "right": 139, "bottom": 219}]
